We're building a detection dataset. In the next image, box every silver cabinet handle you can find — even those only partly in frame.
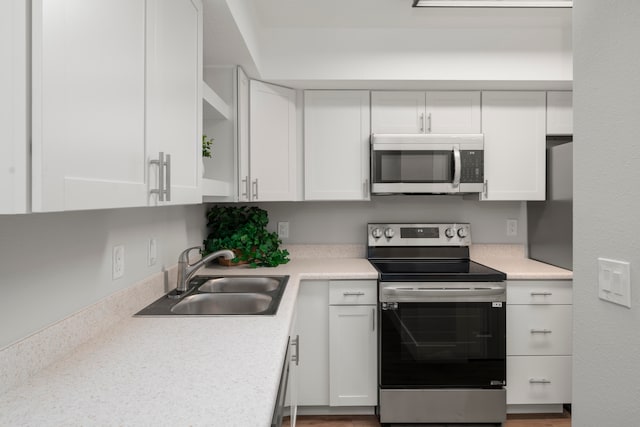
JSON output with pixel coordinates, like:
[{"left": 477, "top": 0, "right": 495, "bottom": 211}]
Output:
[
  {"left": 452, "top": 147, "right": 461, "bottom": 188},
  {"left": 529, "top": 378, "right": 552, "bottom": 384},
  {"left": 252, "top": 179, "right": 259, "bottom": 200},
  {"left": 372, "top": 308, "right": 376, "bottom": 331},
  {"left": 241, "top": 176, "right": 248, "bottom": 199},
  {"left": 363, "top": 179, "right": 369, "bottom": 198},
  {"left": 164, "top": 153, "right": 171, "bottom": 201},
  {"left": 343, "top": 291, "right": 365, "bottom": 296},
  {"left": 150, "top": 152, "right": 165, "bottom": 201},
  {"left": 530, "top": 329, "right": 552, "bottom": 334},
  {"left": 483, "top": 180, "right": 488, "bottom": 197},
  {"left": 427, "top": 112, "right": 432, "bottom": 133},
  {"left": 291, "top": 335, "right": 300, "bottom": 366},
  {"left": 419, "top": 113, "right": 425, "bottom": 132},
  {"left": 531, "top": 292, "right": 553, "bottom": 296}
]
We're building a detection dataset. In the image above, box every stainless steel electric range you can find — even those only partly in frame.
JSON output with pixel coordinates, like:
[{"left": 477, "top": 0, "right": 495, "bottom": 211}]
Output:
[{"left": 367, "top": 223, "right": 507, "bottom": 426}]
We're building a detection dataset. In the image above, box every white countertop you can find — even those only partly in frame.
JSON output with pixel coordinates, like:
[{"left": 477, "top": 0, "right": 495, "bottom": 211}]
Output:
[
  {"left": 0, "top": 248, "right": 571, "bottom": 426},
  {"left": 0, "top": 258, "right": 377, "bottom": 427}
]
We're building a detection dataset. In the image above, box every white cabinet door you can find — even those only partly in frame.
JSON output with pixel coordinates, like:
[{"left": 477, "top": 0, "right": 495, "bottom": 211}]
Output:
[
  {"left": 507, "top": 305, "right": 573, "bottom": 356},
  {"left": 249, "top": 80, "right": 297, "bottom": 201},
  {"left": 371, "top": 91, "right": 426, "bottom": 134},
  {"left": 295, "top": 281, "right": 330, "bottom": 407},
  {"left": 146, "top": 0, "right": 202, "bottom": 205},
  {"left": 329, "top": 305, "right": 377, "bottom": 406},
  {"left": 32, "top": 0, "right": 148, "bottom": 211},
  {"left": 481, "top": 91, "right": 546, "bottom": 201},
  {"left": 507, "top": 356, "right": 572, "bottom": 405},
  {"left": 426, "top": 91, "right": 481, "bottom": 134},
  {"left": 371, "top": 91, "right": 480, "bottom": 134},
  {"left": 546, "top": 91, "right": 573, "bottom": 135},
  {"left": 0, "top": 0, "right": 29, "bottom": 214},
  {"left": 237, "top": 67, "right": 251, "bottom": 202},
  {"left": 304, "top": 91, "right": 370, "bottom": 201}
]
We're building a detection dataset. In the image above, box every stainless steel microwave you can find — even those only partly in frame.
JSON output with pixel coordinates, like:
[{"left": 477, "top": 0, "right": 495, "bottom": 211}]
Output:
[{"left": 371, "top": 133, "right": 485, "bottom": 195}]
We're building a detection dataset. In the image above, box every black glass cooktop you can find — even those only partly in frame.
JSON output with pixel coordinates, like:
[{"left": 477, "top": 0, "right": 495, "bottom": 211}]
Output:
[{"left": 369, "top": 259, "right": 506, "bottom": 282}]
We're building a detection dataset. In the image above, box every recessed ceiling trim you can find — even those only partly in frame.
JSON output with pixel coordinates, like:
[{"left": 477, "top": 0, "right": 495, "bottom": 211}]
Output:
[{"left": 412, "top": 1, "right": 572, "bottom": 7}]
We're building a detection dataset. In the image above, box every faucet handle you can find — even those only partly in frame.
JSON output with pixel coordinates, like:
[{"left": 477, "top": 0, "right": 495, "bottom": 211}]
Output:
[{"left": 178, "top": 246, "right": 203, "bottom": 264}]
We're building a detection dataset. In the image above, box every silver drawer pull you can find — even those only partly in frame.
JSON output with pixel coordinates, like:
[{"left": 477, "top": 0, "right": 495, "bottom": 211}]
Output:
[
  {"left": 529, "top": 378, "right": 552, "bottom": 384},
  {"left": 530, "top": 292, "right": 553, "bottom": 296},
  {"left": 343, "top": 291, "right": 365, "bottom": 296},
  {"left": 530, "top": 329, "right": 552, "bottom": 334}
]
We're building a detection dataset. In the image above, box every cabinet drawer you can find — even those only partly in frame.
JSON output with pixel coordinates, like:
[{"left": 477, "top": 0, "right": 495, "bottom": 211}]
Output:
[
  {"left": 329, "top": 280, "right": 377, "bottom": 305},
  {"left": 507, "top": 281, "right": 572, "bottom": 305},
  {"left": 507, "top": 305, "right": 572, "bottom": 356},
  {"left": 507, "top": 356, "right": 572, "bottom": 405}
]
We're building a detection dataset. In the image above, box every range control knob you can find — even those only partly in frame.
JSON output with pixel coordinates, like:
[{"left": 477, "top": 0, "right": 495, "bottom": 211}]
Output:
[
  {"left": 457, "top": 227, "right": 468, "bottom": 238},
  {"left": 444, "top": 227, "right": 456, "bottom": 239},
  {"left": 384, "top": 227, "right": 395, "bottom": 238},
  {"left": 371, "top": 228, "right": 383, "bottom": 239}
]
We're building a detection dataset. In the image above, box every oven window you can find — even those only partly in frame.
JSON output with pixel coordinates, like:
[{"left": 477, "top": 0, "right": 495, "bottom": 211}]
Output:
[
  {"left": 380, "top": 302, "right": 506, "bottom": 388},
  {"left": 373, "top": 150, "right": 453, "bottom": 183}
]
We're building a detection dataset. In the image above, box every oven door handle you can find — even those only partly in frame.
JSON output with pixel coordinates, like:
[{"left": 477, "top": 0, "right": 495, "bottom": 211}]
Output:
[{"left": 382, "top": 286, "right": 505, "bottom": 298}]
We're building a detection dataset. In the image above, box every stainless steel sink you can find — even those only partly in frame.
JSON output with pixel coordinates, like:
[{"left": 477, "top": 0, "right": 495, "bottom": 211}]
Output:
[
  {"left": 198, "top": 277, "right": 281, "bottom": 293},
  {"left": 171, "top": 293, "right": 273, "bottom": 315},
  {"left": 135, "top": 275, "right": 289, "bottom": 316}
]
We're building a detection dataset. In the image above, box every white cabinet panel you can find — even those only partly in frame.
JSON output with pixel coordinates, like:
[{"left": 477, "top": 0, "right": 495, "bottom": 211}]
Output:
[
  {"left": 371, "top": 91, "right": 425, "bottom": 134},
  {"left": 328, "top": 280, "right": 377, "bottom": 305},
  {"left": 507, "top": 356, "right": 572, "bottom": 405},
  {"left": 32, "top": 0, "right": 202, "bottom": 211},
  {"left": 371, "top": 91, "right": 480, "bottom": 134},
  {"left": 425, "top": 91, "right": 481, "bottom": 134},
  {"left": 237, "top": 67, "right": 250, "bottom": 202},
  {"left": 507, "top": 281, "right": 573, "bottom": 305},
  {"left": 0, "top": 0, "right": 29, "bottom": 214},
  {"left": 295, "top": 281, "right": 330, "bottom": 407},
  {"left": 329, "top": 305, "right": 377, "bottom": 406},
  {"left": 546, "top": 91, "right": 573, "bottom": 135},
  {"left": 32, "top": 0, "right": 148, "bottom": 211},
  {"left": 481, "top": 91, "right": 546, "bottom": 201},
  {"left": 507, "top": 305, "right": 573, "bottom": 356},
  {"left": 249, "top": 80, "right": 297, "bottom": 201},
  {"left": 304, "top": 91, "right": 370, "bottom": 201},
  {"left": 146, "top": 0, "right": 202, "bottom": 205}
]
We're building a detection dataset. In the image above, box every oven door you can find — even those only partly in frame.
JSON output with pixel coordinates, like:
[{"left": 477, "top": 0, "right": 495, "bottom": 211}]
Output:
[{"left": 379, "top": 297, "right": 506, "bottom": 389}]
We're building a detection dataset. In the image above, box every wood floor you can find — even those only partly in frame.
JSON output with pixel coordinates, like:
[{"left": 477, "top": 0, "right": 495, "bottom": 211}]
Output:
[{"left": 284, "top": 411, "right": 571, "bottom": 427}]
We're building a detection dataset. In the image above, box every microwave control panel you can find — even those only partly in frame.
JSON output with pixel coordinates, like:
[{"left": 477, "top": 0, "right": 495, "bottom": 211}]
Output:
[{"left": 460, "top": 150, "right": 484, "bottom": 183}]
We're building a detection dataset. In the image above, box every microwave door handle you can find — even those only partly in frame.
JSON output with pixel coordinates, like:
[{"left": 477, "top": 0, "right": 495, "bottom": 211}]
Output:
[{"left": 452, "top": 147, "right": 461, "bottom": 188}]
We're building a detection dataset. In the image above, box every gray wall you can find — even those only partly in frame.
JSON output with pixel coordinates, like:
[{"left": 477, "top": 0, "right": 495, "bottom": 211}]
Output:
[
  {"left": 0, "top": 205, "right": 207, "bottom": 349},
  {"left": 573, "top": 2, "right": 640, "bottom": 425},
  {"left": 245, "top": 196, "right": 526, "bottom": 245}
]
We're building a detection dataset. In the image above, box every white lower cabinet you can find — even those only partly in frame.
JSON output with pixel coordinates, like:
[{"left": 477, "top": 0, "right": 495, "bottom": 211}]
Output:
[
  {"left": 296, "top": 280, "right": 378, "bottom": 411},
  {"left": 506, "top": 280, "right": 573, "bottom": 412}
]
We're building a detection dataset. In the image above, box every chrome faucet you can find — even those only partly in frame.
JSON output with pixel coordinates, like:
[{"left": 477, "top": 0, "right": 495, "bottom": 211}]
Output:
[{"left": 173, "top": 246, "right": 235, "bottom": 296}]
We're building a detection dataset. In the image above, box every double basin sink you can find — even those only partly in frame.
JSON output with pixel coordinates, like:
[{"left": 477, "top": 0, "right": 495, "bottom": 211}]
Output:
[{"left": 135, "top": 275, "right": 289, "bottom": 316}]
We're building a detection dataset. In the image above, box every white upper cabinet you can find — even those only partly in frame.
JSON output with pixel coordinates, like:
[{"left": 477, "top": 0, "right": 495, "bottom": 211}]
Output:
[
  {"left": 146, "top": 0, "right": 202, "bottom": 205},
  {"left": 371, "top": 91, "right": 481, "bottom": 134},
  {"left": 546, "top": 91, "right": 573, "bottom": 135},
  {"left": 237, "top": 67, "right": 251, "bottom": 202},
  {"left": 304, "top": 91, "right": 370, "bottom": 201},
  {"left": 0, "top": 0, "right": 29, "bottom": 214},
  {"left": 32, "top": 0, "right": 202, "bottom": 212},
  {"left": 249, "top": 80, "right": 297, "bottom": 201},
  {"left": 481, "top": 91, "right": 546, "bottom": 201}
]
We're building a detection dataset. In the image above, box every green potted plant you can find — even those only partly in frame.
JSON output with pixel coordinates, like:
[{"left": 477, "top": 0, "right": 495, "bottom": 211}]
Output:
[
  {"left": 203, "top": 205, "right": 290, "bottom": 268},
  {"left": 202, "top": 134, "right": 214, "bottom": 159}
]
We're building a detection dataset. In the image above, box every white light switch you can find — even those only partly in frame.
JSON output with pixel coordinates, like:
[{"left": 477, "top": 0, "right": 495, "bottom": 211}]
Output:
[{"left": 598, "top": 258, "right": 631, "bottom": 308}]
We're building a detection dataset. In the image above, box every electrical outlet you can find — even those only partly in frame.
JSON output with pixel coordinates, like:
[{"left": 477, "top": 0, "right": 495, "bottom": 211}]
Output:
[
  {"left": 277, "top": 222, "right": 289, "bottom": 239},
  {"left": 112, "top": 245, "right": 125, "bottom": 280},
  {"left": 148, "top": 238, "right": 157, "bottom": 266},
  {"left": 507, "top": 219, "right": 518, "bottom": 236}
]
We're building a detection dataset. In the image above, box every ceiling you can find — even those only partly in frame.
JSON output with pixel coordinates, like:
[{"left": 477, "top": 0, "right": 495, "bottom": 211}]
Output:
[{"left": 202, "top": 0, "right": 572, "bottom": 89}]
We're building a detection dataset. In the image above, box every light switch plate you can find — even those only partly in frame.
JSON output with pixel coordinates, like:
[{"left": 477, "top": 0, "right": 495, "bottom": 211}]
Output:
[
  {"left": 598, "top": 258, "right": 631, "bottom": 308},
  {"left": 112, "top": 245, "right": 125, "bottom": 280}
]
